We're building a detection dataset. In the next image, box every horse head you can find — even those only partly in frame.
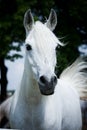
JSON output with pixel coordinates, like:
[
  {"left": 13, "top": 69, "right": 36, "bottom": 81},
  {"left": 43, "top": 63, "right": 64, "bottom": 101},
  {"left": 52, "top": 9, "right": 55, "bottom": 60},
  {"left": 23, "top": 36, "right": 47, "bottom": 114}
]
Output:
[{"left": 23, "top": 9, "right": 63, "bottom": 95}]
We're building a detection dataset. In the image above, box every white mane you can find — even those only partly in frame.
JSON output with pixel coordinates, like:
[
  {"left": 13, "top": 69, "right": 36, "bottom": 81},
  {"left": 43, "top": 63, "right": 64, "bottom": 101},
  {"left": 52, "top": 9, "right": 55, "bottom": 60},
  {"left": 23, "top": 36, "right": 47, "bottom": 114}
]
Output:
[
  {"left": 26, "top": 21, "right": 63, "bottom": 49},
  {"left": 34, "top": 21, "right": 61, "bottom": 47}
]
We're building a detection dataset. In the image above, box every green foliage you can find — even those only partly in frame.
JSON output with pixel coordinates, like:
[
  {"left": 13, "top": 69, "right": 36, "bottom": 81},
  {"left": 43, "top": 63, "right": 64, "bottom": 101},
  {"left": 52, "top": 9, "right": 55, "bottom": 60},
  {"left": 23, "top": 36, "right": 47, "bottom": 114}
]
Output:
[
  {"left": 0, "top": 0, "right": 37, "bottom": 58},
  {"left": 54, "top": 0, "right": 87, "bottom": 74}
]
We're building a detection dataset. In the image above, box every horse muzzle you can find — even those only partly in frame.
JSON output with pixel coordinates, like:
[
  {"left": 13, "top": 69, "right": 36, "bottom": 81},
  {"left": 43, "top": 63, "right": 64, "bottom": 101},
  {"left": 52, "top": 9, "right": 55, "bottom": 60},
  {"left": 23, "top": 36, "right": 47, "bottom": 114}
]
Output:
[{"left": 38, "top": 75, "right": 57, "bottom": 96}]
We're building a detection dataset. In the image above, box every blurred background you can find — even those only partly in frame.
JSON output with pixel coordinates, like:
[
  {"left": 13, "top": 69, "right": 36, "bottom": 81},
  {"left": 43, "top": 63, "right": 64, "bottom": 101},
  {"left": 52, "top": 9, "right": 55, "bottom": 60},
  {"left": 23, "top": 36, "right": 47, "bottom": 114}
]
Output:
[{"left": 0, "top": 0, "right": 87, "bottom": 128}]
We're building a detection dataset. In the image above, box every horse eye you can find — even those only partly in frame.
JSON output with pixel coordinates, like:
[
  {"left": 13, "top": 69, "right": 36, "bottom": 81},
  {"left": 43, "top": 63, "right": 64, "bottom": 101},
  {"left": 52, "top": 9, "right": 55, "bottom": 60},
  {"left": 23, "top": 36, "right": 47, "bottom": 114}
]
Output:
[{"left": 26, "top": 44, "right": 32, "bottom": 51}]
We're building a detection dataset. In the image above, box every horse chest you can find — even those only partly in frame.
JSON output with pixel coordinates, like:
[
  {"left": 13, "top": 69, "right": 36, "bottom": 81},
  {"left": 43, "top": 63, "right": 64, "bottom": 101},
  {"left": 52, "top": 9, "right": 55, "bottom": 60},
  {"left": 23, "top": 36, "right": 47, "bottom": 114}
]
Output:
[{"left": 10, "top": 97, "right": 61, "bottom": 130}]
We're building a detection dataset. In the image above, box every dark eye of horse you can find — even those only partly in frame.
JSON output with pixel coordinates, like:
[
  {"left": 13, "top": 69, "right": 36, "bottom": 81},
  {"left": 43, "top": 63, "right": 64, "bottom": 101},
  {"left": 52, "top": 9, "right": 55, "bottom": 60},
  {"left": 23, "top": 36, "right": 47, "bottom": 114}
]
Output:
[{"left": 26, "top": 44, "right": 32, "bottom": 51}]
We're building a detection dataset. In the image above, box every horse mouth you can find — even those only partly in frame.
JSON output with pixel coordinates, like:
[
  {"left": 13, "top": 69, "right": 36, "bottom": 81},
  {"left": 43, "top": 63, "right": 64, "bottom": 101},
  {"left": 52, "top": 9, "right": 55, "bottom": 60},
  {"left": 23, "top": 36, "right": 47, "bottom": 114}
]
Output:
[
  {"left": 40, "top": 90, "right": 54, "bottom": 96},
  {"left": 39, "top": 84, "right": 55, "bottom": 96}
]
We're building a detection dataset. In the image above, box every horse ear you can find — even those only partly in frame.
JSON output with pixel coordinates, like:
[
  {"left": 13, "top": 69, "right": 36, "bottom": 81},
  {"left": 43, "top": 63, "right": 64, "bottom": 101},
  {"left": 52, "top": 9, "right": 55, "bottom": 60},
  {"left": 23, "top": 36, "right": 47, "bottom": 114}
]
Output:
[
  {"left": 46, "top": 9, "right": 57, "bottom": 31},
  {"left": 24, "top": 9, "right": 34, "bottom": 34}
]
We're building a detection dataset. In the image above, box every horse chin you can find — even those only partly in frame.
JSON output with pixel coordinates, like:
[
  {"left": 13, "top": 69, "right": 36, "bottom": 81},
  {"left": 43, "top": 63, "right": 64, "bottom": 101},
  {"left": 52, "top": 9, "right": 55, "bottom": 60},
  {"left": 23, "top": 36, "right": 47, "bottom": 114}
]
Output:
[{"left": 40, "top": 90, "right": 54, "bottom": 96}]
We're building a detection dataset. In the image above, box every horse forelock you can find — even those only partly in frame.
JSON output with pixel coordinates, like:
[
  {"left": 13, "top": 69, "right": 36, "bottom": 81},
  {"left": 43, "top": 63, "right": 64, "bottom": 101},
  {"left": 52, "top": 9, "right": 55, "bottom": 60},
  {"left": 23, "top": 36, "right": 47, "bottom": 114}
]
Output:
[
  {"left": 33, "top": 21, "right": 58, "bottom": 48},
  {"left": 26, "top": 21, "right": 63, "bottom": 52}
]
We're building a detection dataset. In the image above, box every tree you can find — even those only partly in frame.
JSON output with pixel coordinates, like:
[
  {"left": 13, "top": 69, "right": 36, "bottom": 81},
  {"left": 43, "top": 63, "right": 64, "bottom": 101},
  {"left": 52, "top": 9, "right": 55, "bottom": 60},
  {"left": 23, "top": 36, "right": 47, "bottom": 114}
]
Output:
[
  {"left": 54, "top": 0, "right": 87, "bottom": 75},
  {"left": 0, "top": 0, "right": 32, "bottom": 102},
  {"left": 0, "top": 0, "right": 17, "bottom": 102}
]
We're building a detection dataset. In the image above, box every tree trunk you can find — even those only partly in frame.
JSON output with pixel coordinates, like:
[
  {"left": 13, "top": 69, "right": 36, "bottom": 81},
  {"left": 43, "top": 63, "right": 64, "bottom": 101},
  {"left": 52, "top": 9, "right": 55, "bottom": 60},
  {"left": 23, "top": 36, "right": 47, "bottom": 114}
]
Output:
[{"left": 0, "top": 57, "right": 8, "bottom": 103}]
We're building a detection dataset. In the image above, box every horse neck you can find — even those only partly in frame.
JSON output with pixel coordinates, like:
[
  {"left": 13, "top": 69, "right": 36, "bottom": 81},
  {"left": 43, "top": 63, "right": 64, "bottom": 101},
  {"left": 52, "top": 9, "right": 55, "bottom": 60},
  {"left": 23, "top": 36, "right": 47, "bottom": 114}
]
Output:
[{"left": 20, "top": 54, "right": 42, "bottom": 104}]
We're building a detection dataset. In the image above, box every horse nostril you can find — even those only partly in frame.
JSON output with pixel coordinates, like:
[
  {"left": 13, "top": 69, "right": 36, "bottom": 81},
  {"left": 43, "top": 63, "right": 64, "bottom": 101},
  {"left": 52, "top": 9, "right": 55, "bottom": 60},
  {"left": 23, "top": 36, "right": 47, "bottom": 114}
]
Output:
[
  {"left": 40, "top": 76, "right": 46, "bottom": 84},
  {"left": 51, "top": 76, "right": 57, "bottom": 84},
  {"left": 40, "top": 75, "right": 57, "bottom": 85}
]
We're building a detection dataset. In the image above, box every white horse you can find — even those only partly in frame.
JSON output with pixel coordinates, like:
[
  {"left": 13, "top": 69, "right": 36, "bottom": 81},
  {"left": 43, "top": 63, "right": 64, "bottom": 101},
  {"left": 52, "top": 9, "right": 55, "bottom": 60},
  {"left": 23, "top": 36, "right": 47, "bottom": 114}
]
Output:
[{"left": 0, "top": 9, "right": 87, "bottom": 130}]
